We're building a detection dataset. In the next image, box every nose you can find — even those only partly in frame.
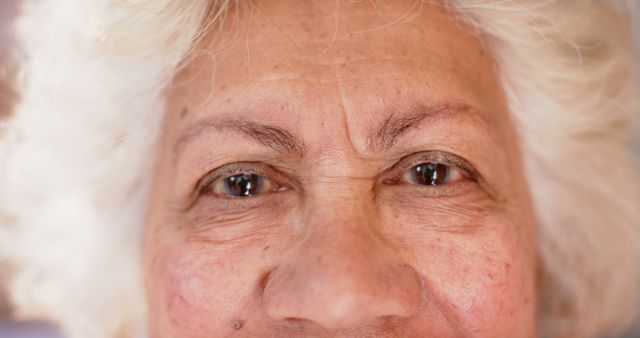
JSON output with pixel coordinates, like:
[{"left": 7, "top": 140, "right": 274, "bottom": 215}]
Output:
[{"left": 262, "top": 198, "right": 422, "bottom": 330}]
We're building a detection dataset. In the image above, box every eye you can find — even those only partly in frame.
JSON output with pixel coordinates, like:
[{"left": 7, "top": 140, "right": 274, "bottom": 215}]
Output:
[
  {"left": 404, "top": 162, "right": 463, "bottom": 186},
  {"left": 206, "top": 173, "right": 280, "bottom": 198},
  {"left": 196, "top": 163, "right": 292, "bottom": 200},
  {"left": 384, "top": 151, "right": 475, "bottom": 188},
  {"left": 221, "top": 173, "right": 265, "bottom": 197}
]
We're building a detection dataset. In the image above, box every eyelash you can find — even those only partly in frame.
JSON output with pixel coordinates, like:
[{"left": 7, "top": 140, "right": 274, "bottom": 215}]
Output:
[
  {"left": 380, "top": 151, "right": 476, "bottom": 185},
  {"left": 195, "top": 162, "right": 287, "bottom": 197},
  {"left": 194, "top": 151, "right": 478, "bottom": 202}
]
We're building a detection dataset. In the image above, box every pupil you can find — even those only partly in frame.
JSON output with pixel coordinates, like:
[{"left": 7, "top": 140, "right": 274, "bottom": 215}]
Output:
[
  {"left": 224, "top": 173, "right": 262, "bottom": 197},
  {"left": 413, "top": 163, "right": 449, "bottom": 186}
]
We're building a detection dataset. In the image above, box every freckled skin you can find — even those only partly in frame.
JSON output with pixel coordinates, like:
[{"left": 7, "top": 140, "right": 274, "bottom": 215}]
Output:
[{"left": 144, "top": 0, "right": 538, "bottom": 337}]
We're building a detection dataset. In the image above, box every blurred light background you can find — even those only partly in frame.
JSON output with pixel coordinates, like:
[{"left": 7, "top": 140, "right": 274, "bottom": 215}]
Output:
[{"left": 0, "top": 0, "right": 639, "bottom": 337}]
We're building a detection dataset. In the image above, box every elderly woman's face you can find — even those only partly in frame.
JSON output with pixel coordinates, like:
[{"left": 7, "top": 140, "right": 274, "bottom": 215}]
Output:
[{"left": 144, "top": 1, "right": 537, "bottom": 337}]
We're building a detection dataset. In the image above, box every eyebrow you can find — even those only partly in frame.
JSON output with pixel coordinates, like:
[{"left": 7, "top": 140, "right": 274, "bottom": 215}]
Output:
[
  {"left": 175, "top": 103, "right": 487, "bottom": 156},
  {"left": 176, "top": 117, "right": 307, "bottom": 157},
  {"left": 368, "top": 102, "right": 483, "bottom": 151}
]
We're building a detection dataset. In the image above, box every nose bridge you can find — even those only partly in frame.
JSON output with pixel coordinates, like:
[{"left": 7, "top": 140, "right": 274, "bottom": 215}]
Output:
[
  {"left": 301, "top": 173, "right": 382, "bottom": 260},
  {"left": 304, "top": 158, "right": 377, "bottom": 218},
  {"left": 302, "top": 201, "right": 384, "bottom": 279},
  {"left": 309, "top": 183, "right": 374, "bottom": 229},
  {"left": 262, "top": 180, "right": 422, "bottom": 329}
]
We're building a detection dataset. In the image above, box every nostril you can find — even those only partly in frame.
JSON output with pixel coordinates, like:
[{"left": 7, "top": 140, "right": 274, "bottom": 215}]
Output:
[
  {"left": 281, "top": 317, "right": 320, "bottom": 329},
  {"left": 284, "top": 317, "right": 304, "bottom": 323}
]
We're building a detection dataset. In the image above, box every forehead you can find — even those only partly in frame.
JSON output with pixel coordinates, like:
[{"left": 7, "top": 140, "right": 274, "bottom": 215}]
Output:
[{"left": 167, "top": 0, "right": 508, "bottom": 151}]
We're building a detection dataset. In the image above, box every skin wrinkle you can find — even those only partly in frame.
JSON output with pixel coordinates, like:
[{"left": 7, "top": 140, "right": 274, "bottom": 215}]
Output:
[
  {"left": 252, "top": 0, "right": 323, "bottom": 83},
  {"left": 174, "top": 101, "right": 493, "bottom": 160},
  {"left": 332, "top": 38, "right": 359, "bottom": 159},
  {"left": 144, "top": 1, "right": 537, "bottom": 337},
  {"left": 208, "top": 73, "right": 425, "bottom": 87},
  {"left": 186, "top": 196, "right": 293, "bottom": 235}
]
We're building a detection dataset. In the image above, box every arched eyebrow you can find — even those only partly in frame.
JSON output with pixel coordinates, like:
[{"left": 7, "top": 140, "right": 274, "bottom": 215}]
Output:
[
  {"left": 368, "top": 102, "right": 488, "bottom": 151},
  {"left": 175, "top": 102, "right": 489, "bottom": 157},
  {"left": 175, "top": 117, "right": 307, "bottom": 157}
]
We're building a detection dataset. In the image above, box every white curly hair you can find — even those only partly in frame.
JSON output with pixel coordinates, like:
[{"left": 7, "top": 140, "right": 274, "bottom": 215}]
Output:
[{"left": 0, "top": 1, "right": 638, "bottom": 337}]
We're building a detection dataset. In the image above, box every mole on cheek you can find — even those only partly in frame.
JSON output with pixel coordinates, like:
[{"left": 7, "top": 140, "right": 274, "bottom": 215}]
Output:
[{"left": 232, "top": 319, "right": 245, "bottom": 331}]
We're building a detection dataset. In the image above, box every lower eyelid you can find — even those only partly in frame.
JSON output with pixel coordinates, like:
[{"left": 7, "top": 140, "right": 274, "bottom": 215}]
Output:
[
  {"left": 392, "top": 179, "right": 477, "bottom": 198},
  {"left": 188, "top": 189, "right": 296, "bottom": 223}
]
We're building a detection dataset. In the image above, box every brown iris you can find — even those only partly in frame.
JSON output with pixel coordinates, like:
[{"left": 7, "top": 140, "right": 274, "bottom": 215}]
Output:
[
  {"left": 223, "top": 173, "right": 264, "bottom": 197},
  {"left": 411, "top": 163, "right": 451, "bottom": 186}
]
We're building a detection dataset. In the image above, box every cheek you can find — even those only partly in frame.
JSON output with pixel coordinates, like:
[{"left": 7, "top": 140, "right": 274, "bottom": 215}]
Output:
[
  {"left": 436, "top": 233, "right": 533, "bottom": 335},
  {"left": 147, "top": 246, "right": 257, "bottom": 337},
  {"left": 398, "top": 214, "right": 536, "bottom": 336}
]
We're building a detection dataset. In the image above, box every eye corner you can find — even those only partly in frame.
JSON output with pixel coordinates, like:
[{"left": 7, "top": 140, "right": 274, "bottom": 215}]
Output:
[{"left": 381, "top": 176, "right": 400, "bottom": 185}]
